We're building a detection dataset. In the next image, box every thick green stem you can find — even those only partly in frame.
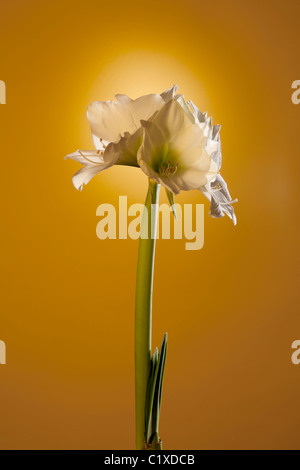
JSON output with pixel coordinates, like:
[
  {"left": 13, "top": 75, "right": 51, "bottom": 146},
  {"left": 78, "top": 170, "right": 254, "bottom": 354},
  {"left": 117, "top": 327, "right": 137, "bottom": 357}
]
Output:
[{"left": 135, "top": 180, "right": 160, "bottom": 450}]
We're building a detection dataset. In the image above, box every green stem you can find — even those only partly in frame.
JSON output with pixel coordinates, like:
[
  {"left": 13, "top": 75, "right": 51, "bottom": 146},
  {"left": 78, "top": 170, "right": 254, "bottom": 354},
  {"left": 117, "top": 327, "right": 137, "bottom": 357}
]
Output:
[{"left": 135, "top": 180, "right": 160, "bottom": 450}]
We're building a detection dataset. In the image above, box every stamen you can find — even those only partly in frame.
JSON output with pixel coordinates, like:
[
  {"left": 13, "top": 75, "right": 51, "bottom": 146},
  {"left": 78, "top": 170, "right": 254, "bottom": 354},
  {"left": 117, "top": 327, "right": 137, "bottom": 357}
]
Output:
[
  {"left": 171, "top": 163, "right": 178, "bottom": 175},
  {"left": 159, "top": 161, "right": 178, "bottom": 176},
  {"left": 78, "top": 150, "right": 100, "bottom": 164},
  {"left": 100, "top": 138, "right": 107, "bottom": 149}
]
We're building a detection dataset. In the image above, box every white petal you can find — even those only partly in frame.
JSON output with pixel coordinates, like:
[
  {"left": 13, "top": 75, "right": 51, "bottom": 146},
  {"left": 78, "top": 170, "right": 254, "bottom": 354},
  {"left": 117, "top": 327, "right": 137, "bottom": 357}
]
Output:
[
  {"left": 116, "top": 93, "right": 165, "bottom": 129},
  {"left": 138, "top": 119, "right": 166, "bottom": 166},
  {"left": 72, "top": 163, "right": 112, "bottom": 191},
  {"left": 88, "top": 87, "right": 178, "bottom": 145},
  {"left": 66, "top": 149, "right": 118, "bottom": 191},
  {"left": 87, "top": 100, "right": 136, "bottom": 143},
  {"left": 205, "top": 138, "right": 219, "bottom": 156},
  {"left": 212, "top": 124, "right": 221, "bottom": 140},
  {"left": 177, "top": 158, "right": 218, "bottom": 188},
  {"left": 169, "top": 123, "right": 207, "bottom": 166},
  {"left": 189, "top": 101, "right": 209, "bottom": 125},
  {"left": 175, "top": 95, "right": 195, "bottom": 123},
  {"left": 131, "top": 94, "right": 165, "bottom": 127},
  {"left": 148, "top": 99, "right": 191, "bottom": 141},
  {"left": 104, "top": 129, "right": 142, "bottom": 168},
  {"left": 201, "top": 175, "right": 237, "bottom": 224},
  {"left": 160, "top": 85, "right": 178, "bottom": 102},
  {"left": 168, "top": 124, "right": 219, "bottom": 186},
  {"left": 210, "top": 127, "right": 222, "bottom": 170}
]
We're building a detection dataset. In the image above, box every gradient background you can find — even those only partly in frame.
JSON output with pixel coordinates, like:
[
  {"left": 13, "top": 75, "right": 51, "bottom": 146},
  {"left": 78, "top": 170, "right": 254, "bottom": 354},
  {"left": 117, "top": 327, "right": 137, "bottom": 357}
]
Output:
[{"left": 0, "top": 0, "right": 299, "bottom": 450}]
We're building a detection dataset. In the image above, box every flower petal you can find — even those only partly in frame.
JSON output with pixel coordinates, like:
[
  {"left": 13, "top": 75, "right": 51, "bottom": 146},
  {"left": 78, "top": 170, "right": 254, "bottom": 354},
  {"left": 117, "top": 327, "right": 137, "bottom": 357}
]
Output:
[
  {"left": 189, "top": 100, "right": 209, "bottom": 125},
  {"left": 87, "top": 100, "right": 136, "bottom": 143},
  {"left": 147, "top": 99, "right": 192, "bottom": 141},
  {"left": 88, "top": 87, "right": 178, "bottom": 147},
  {"left": 105, "top": 129, "right": 142, "bottom": 168},
  {"left": 169, "top": 123, "right": 207, "bottom": 166},
  {"left": 72, "top": 164, "right": 111, "bottom": 191},
  {"left": 206, "top": 138, "right": 220, "bottom": 157},
  {"left": 160, "top": 84, "right": 178, "bottom": 103},
  {"left": 176, "top": 158, "right": 218, "bottom": 189},
  {"left": 175, "top": 95, "right": 195, "bottom": 123},
  {"left": 115, "top": 93, "right": 165, "bottom": 129},
  {"left": 88, "top": 87, "right": 176, "bottom": 146},
  {"left": 168, "top": 123, "right": 219, "bottom": 186},
  {"left": 138, "top": 119, "right": 166, "bottom": 166},
  {"left": 201, "top": 175, "right": 237, "bottom": 224},
  {"left": 210, "top": 125, "right": 222, "bottom": 170},
  {"left": 65, "top": 149, "right": 118, "bottom": 191}
]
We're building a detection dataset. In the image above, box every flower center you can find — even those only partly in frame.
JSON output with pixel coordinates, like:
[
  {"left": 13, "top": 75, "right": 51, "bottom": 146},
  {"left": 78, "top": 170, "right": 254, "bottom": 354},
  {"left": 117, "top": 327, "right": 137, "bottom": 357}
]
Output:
[{"left": 159, "top": 160, "right": 178, "bottom": 176}]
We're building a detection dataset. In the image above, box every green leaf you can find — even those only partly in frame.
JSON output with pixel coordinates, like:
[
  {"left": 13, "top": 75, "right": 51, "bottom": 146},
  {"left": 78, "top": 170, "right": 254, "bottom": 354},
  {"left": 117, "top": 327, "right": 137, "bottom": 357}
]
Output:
[
  {"left": 144, "top": 348, "right": 159, "bottom": 440},
  {"left": 151, "top": 334, "right": 168, "bottom": 435},
  {"left": 165, "top": 189, "right": 177, "bottom": 220},
  {"left": 145, "top": 348, "right": 159, "bottom": 441},
  {"left": 144, "top": 334, "right": 168, "bottom": 444},
  {"left": 157, "top": 334, "right": 168, "bottom": 412}
]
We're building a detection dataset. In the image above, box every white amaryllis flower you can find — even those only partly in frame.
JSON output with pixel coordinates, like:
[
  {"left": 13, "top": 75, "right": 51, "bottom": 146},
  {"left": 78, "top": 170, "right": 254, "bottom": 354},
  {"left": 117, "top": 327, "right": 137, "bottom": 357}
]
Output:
[
  {"left": 137, "top": 95, "right": 237, "bottom": 224},
  {"left": 66, "top": 85, "right": 236, "bottom": 224},
  {"left": 65, "top": 86, "right": 178, "bottom": 191}
]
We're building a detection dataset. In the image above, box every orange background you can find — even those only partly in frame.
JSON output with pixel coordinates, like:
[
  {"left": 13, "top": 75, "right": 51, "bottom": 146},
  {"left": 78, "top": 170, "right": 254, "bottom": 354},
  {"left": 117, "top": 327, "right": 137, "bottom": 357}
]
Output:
[{"left": 0, "top": 0, "right": 300, "bottom": 450}]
